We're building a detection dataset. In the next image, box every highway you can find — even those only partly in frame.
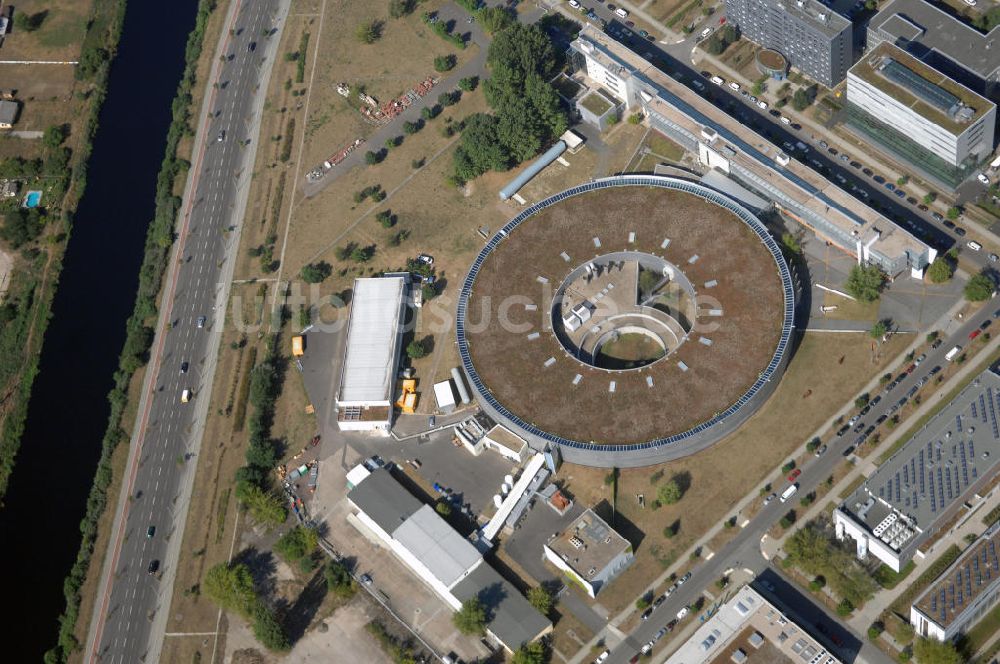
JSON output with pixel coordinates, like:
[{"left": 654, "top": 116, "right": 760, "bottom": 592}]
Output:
[
  {"left": 605, "top": 302, "right": 1000, "bottom": 664},
  {"left": 83, "top": 0, "right": 287, "bottom": 662}
]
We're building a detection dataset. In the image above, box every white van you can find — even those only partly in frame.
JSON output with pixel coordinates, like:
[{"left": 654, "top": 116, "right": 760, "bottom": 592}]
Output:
[
  {"left": 615, "top": 7, "right": 629, "bottom": 18},
  {"left": 945, "top": 346, "right": 962, "bottom": 362},
  {"left": 700, "top": 26, "right": 712, "bottom": 39},
  {"left": 779, "top": 484, "right": 798, "bottom": 503},
  {"left": 568, "top": 0, "right": 581, "bottom": 8},
  {"left": 968, "top": 240, "right": 983, "bottom": 251}
]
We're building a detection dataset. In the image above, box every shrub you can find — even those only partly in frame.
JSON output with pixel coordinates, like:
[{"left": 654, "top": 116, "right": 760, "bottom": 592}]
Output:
[
  {"left": 965, "top": 273, "right": 995, "bottom": 302},
  {"left": 356, "top": 21, "right": 381, "bottom": 44},
  {"left": 453, "top": 598, "right": 486, "bottom": 635},
  {"left": 658, "top": 479, "right": 682, "bottom": 505},
  {"left": 927, "top": 258, "right": 953, "bottom": 284},
  {"left": 407, "top": 339, "right": 428, "bottom": 359},
  {"left": 434, "top": 54, "right": 457, "bottom": 72},
  {"left": 300, "top": 261, "right": 332, "bottom": 283}
]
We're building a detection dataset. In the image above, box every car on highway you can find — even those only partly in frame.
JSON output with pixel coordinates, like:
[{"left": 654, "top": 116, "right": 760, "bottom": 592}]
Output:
[
  {"left": 180, "top": 389, "right": 191, "bottom": 403},
  {"left": 180, "top": 361, "right": 189, "bottom": 374},
  {"left": 146, "top": 525, "right": 155, "bottom": 538},
  {"left": 148, "top": 559, "right": 159, "bottom": 575},
  {"left": 247, "top": 41, "right": 256, "bottom": 52},
  {"left": 814, "top": 444, "right": 827, "bottom": 456},
  {"left": 196, "top": 315, "right": 206, "bottom": 328},
  {"left": 216, "top": 130, "right": 225, "bottom": 142},
  {"left": 787, "top": 468, "right": 801, "bottom": 482}
]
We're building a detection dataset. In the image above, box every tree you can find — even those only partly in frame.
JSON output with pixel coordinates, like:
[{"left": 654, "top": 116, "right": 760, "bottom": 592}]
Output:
[
  {"left": 356, "top": 21, "right": 381, "bottom": 44},
  {"left": 0, "top": 208, "right": 43, "bottom": 248},
  {"left": 927, "top": 258, "right": 953, "bottom": 284},
  {"left": 479, "top": 6, "right": 515, "bottom": 34},
  {"left": 751, "top": 80, "right": 764, "bottom": 97},
  {"left": 855, "top": 394, "right": 870, "bottom": 409},
  {"left": 946, "top": 206, "right": 961, "bottom": 220},
  {"left": 658, "top": 479, "right": 682, "bottom": 505},
  {"left": 15, "top": 11, "right": 47, "bottom": 32},
  {"left": 965, "top": 273, "right": 995, "bottom": 302},
  {"left": 42, "top": 125, "right": 67, "bottom": 150},
  {"left": 402, "top": 120, "right": 421, "bottom": 135},
  {"left": 781, "top": 233, "right": 801, "bottom": 256},
  {"left": 453, "top": 597, "right": 486, "bottom": 635},
  {"left": 435, "top": 499, "right": 452, "bottom": 517},
  {"left": 452, "top": 113, "right": 511, "bottom": 182},
  {"left": 923, "top": 192, "right": 937, "bottom": 205},
  {"left": 300, "top": 261, "right": 332, "bottom": 283},
  {"left": 237, "top": 483, "right": 287, "bottom": 527},
  {"left": 897, "top": 175, "right": 909, "bottom": 186},
  {"left": 845, "top": 264, "right": 887, "bottom": 302},
  {"left": 251, "top": 602, "right": 290, "bottom": 651},
  {"left": 434, "top": 54, "right": 456, "bottom": 72},
  {"left": 511, "top": 642, "right": 547, "bottom": 664},
  {"left": 527, "top": 586, "right": 553, "bottom": 616},
  {"left": 204, "top": 562, "right": 257, "bottom": 614},
  {"left": 459, "top": 76, "right": 479, "bottom": 91},
  {"left": 421, "top": 283, "right": 436, "bottom": 301},
  {"left": 912, "top": 637, "right": 963, "bottom": 664},
  {"left": 869, "top": 320, "right": 887, "bottom": 340},
  {"left": 389, "top": 0, "right": 415, "bottom": 19},
  {"left": 274, "top": 526, "right": 318, "bottom": 563},
  {"left": 325, "top": 561, "right": 356, "bottom": 597},
  {"left": 792, "top": 88, "right": 810, "bottom": 111},
  {"left": 375, "top": 210, "right": 394, "bottom": 228},
  {"left": 407, "top": 339, "right": 428, "bottom": 359}
]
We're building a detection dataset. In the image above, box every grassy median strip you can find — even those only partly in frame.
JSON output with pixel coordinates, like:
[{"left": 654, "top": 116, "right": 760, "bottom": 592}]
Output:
[{"left": 47, "top": 2, "right": 220, "bottom": 661}]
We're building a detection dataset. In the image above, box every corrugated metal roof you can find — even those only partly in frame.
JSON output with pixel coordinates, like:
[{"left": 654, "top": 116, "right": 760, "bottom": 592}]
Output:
[
  {"left": 452, "top": 563, "right": 551, "bottom": 650},
  {"left": 346, "top": 468, "right": 422, "bottom": 533},
  {"left": 393, "top": 505, "right": 481, "bottom": 587},
  {"left": 338, "top": 277, "right": 406, "bottom": 405}
]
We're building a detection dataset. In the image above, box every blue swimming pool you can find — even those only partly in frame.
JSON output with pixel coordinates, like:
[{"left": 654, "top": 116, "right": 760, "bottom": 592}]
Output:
[{"left": 23, "top": 190, "right": 41, "bottom": 208}]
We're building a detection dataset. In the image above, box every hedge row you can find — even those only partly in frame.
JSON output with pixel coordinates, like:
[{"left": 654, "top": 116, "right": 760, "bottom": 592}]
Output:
[{"left": 45, "top": 2, "right": 219, "bottom": 662}]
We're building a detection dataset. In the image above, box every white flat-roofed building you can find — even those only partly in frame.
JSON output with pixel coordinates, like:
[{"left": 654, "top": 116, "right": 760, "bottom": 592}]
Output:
[
  {"left": 911, "top": 521, "right": 1000, "bottom": 641},
  {"left": 543, "top": 508, "right": 634, "bottom": 597},
  {"left": 666, "top": 585, "right": 841, "bottom": 664},
  {"left": 336, "top": 276, "right": 408, "bottom": 433},
  {"left": 846, "top": 42, "right": 995, "bottom": 189},
  {"left": 834, "top": 368, "right": 1000, "bottom": 571}
]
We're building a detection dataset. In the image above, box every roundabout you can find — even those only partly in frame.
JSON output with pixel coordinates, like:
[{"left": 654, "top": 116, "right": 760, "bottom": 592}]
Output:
[{"left": 456, "top": 176, "right": 795, "bottom": 467}]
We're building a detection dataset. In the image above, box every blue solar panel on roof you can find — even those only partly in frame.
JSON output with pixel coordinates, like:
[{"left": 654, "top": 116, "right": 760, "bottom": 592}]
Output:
[{"left": 972, "top": 402, "right": 979, "bottom": 419}]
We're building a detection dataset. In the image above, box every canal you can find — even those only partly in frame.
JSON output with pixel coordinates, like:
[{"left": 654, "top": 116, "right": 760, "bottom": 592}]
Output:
[{"left": 0, "top": 0, "right": 198, "bottom": 659}]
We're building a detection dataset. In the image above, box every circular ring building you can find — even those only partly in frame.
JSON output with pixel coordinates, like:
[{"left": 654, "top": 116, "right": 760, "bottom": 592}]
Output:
[{"left": 456, "top": 176, "right": 795, "bottom": 467}]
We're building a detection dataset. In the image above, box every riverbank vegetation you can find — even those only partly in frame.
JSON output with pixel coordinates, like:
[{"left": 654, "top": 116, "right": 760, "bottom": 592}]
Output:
[{"left": 46, "top": 1, "right": 220, "bottom": 661}]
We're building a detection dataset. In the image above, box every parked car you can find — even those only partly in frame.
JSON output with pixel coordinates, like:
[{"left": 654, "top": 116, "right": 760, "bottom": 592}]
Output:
[
  {"left": 764, "top": 492, "right": 777, "bottom": 505},
  {"left": 677, "top": 607, "right": 690, "bottom": 620},
  {"left": 787, "top": 468, "right": 801, "bottom": 482},
  {"left": 594, "top": 651, "right": 610, "bottom": 664},
  {"left": 641, "top": 608, "right": 654, "bottom": 620},
  {"left": 815, "top": 444, "right": 827, "bottom": 456},
  {"left": 654, "top": 594, "right": 666, "bottom": 608}
]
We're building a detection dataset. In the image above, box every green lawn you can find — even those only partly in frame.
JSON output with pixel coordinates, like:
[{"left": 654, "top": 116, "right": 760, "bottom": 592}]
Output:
[
  {"left": 873, "top": 561, "right": 915, "bottom": 590},
  {"left": 646, "top": 132, "right": 685, "bottom": 162},
  {"left": 887, "top": 545, "right": 962, "bottom": 616}
]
